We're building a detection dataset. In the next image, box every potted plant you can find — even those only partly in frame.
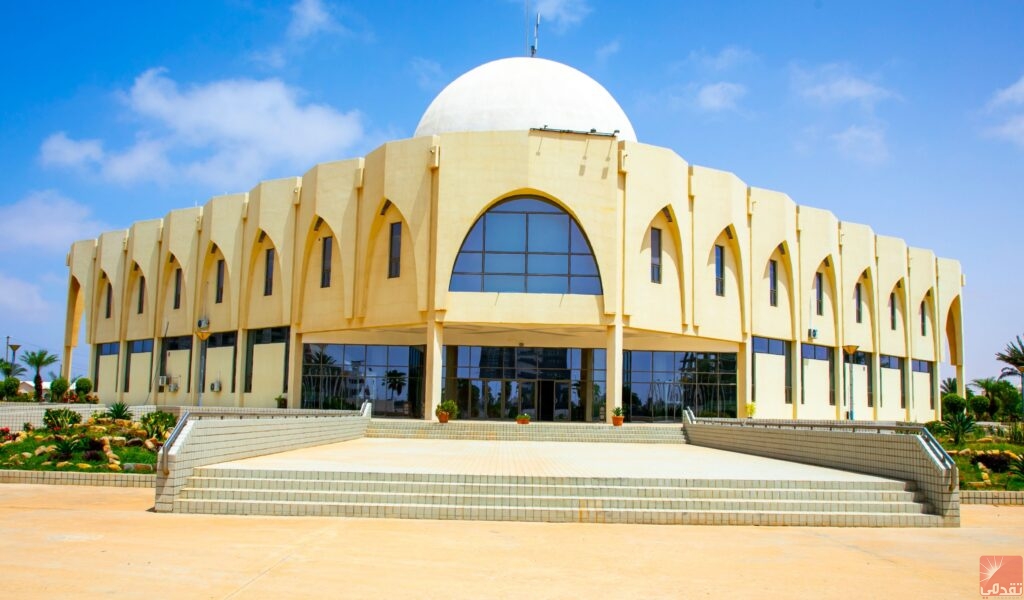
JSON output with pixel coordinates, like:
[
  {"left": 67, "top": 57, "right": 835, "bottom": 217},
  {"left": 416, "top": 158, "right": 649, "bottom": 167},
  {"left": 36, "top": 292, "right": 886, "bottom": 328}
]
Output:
[
  {"left": 745, "top": 402, "right": 756, "bottom": 420},
  {"left": 516, "top": 413, "right": 531, "bottom": 425},
  {"left": 436, "top": 399, "right": 459, "bottom": 423},
  {"left": 275, "top": 395, "right": 287, "bottom": 409},
  {"left": 611, "top": 406, "right": 624, "bottom": 427}
]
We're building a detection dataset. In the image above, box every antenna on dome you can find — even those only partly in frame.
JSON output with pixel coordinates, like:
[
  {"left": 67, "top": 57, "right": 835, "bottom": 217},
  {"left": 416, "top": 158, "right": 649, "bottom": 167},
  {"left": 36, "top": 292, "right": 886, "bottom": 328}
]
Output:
[{"left": 531, "top": 12, "right": 540, "bottom": 57}]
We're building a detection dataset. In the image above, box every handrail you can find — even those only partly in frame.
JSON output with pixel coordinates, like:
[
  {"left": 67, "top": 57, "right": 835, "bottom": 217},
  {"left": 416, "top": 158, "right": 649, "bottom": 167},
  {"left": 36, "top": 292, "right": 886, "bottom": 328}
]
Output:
[
  {"left": 159, "top": 410, "right": 192, "bottom": 476},
  {"left": 685, "top": 416, "right": 959, "bottom": 491}
]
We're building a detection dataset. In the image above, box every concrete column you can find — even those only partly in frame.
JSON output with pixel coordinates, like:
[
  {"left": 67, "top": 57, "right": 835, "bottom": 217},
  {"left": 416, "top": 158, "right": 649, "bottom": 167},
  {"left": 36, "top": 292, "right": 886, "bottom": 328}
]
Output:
[
  {"left": 62, "top": 345, "right": 73, "bottom": 380},
  {"left": 737, "top": 339, "right": 752, "bottom": 418},
  {"left": 581, "top": 348, "right": 594, "bottom": 422},
  {"left": 424, "top": 319, "right": 444, "bottom": 421},
  {"left": 605, "top": 320, "right": 623, "bottom": 423}
]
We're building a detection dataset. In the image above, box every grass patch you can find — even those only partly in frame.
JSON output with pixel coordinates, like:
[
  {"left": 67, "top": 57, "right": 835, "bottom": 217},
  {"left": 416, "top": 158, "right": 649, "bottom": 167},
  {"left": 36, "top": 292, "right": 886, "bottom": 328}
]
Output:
[{"left": 1, "top": 419, "right": 164, "bottom": 475}]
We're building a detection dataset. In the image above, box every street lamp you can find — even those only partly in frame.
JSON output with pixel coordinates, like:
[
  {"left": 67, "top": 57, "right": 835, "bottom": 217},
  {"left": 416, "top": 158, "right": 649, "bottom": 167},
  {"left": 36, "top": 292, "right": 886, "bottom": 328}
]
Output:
[
  {"left": 843, "top": 344, "right": 859, "bottom": 421},
  {"left": 9, "top": 343, "right": 21, "bottom": 371},
  {"left": 195, "top": 318, "right": 211, "bottom": 407}
]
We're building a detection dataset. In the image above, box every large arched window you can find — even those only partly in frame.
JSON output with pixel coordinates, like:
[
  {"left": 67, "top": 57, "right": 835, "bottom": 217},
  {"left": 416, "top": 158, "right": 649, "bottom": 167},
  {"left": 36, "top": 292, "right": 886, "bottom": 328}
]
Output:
[{"left": 449, "top": 197, "right": 602, "bottom": 294}]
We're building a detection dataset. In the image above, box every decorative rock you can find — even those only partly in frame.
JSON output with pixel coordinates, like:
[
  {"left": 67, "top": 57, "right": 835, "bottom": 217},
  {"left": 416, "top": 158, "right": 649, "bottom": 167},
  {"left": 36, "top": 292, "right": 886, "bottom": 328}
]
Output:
[
  {"left": 107, "top": 464, "right": 122, "bottom": 472},
  {"left": 96, "top": 418, "right": 112, "bottom": 425},
  {"left": 110, "top": 436, "right": 127, "bottom": 448},
  {"left": 55, "top": 461, "right": 71, "bottom": 468},
  {"left": 75, "top": 463, "right": 92, "bottom": 470},
  {"left": 129, "top": 429, "right": 148, "bottom": 439},
  {"left": 1007, "top": 452, "right": 1020, "bottom": 461},
  {"left": 977, "top": 437, "right": 994, "bottom": 443},
  {"left": 143, "top": 439, "right": 156, "bottom": 451},
  {"left": 40, "top": 461, "right": 52, "bottom": 466},
  {"left": 33, "top": 446, "right": 49, "bottom": 456},
  {"left": 113, "top": 419, "right": 132, "bottom": 428},
  {"left": 968, "top": 481, "right": 986, "bottom": 488},
  {"left": 982, "top": 472, "right": 991, "bottom": 481},
  {"left": 88, "top": 426, "right": 106, "bottom": 434},
  {"left": 132, "top": 463, "right": 154, "bottom": 474},
  {"left": 126, "top": 438, "right": 143, "bottom": 447},
  {"left": 20, "top": 452, "right": 32, "bottom": 459}
]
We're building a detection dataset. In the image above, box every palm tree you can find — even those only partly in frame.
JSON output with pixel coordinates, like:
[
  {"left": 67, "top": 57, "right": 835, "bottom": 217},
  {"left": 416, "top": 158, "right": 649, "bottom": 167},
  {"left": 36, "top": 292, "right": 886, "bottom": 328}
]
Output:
[
  {"left": 0, "top": 359, "right": 27, "bottom": 379},
  {"left": 941, "top": 377, "right": 958, "bottom": 397},
  {"left": 20, "top": 350, "right": 59, "bottom": 401},
  {"left": 997, "top": 336, "right": 1024, "bottom": 378},
  {"left": 384, "top": 369, "right": 406, "bottom": 401}
]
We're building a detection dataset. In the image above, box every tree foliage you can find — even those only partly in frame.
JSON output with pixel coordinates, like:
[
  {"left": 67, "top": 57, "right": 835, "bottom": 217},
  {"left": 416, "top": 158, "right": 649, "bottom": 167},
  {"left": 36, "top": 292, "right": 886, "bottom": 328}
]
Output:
[{"left": 20, "top": 350, "right": 59, "bottom": 401}]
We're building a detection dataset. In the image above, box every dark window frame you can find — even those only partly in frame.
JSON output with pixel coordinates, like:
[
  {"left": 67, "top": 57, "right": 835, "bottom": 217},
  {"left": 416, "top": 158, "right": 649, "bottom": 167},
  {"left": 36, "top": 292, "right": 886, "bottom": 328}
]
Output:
[
  {"left": 321, "top": 235, "right": 333, "bottom": 288},
  {"left": 889, "top": 292, "right": 897, "bottom": 330},
  {"left": 815, "top": 272, "right": 824, "bottom": 316},
  {"left": 854, "top": 282, "right": 863, "bottom": 323},
  {"left": 650, "top": 227, "right": 662, "bottom": 284},
  {"left": 137, "top": 276, "right": 145, "bottom": 315},
  {"left": 105, "top": 282, "right": 113, "bottom": 319},
  {"left": 215, "top": 259, "right": 225, "bottom": 304},
  {"left": 173, "top": 267, "right": 182, "bottom": 310},
  {"left": 264, "top": 248, "right": 275, "bottom": 296},
  {"left": 768, "top": 259, "right": 778, "bottom": 307},
  {"left": 388, "top": 222, "right": 401, "bottom": 279},
  {"left": 920, "top": 301, "right": 927, "bottom": 336},
  {"left": 714, "top": 245, "right": 725, "bottom": 297}
]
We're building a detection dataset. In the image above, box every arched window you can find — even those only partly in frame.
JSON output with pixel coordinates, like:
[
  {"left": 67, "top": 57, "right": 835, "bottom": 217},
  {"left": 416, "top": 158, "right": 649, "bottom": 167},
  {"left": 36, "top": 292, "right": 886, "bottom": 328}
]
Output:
[{"left": 449, "top": 197, "right": 602, "bottom": 295}]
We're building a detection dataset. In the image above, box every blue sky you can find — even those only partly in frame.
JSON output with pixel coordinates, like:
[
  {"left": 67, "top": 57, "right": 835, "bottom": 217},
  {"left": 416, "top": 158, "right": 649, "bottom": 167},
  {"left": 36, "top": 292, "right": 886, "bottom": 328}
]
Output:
[{"left": 1, "top": 1, "right": 1022, "bottom": 384}]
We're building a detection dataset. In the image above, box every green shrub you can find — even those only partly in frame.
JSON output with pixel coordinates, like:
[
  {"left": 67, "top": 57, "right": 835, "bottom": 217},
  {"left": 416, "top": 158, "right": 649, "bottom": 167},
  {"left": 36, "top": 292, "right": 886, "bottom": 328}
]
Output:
[
  {"left": 50, "top": 377, "right": 69, "bottom": 403},
  {"left": 969, "top": 395, "right": 989, "bottom": 420},
  {"left": 43, "top": 407, "right": 82, "bottom": 431},
  {"left": 1009, "top": 423, "right": 1024, "bottom": 445},
  {"left": 942, "top": 394, "right": 966, "bottom": 418},
  {"left": 435, "top": 399, "right": 459, "bottom": 419},
  {"left": 1010, "top": 455, "right": 1024, "bottom": 480},
  {"left": 52, "top": 435, "right": 85, "bottom": 459},
  {"left": 941, "top": 411, "right": 975, "bottom": 446},
  {"left": 923, "top": 420, "right": 943, "bottom": 436},
  {"left": 75, "top": 377, "right": 93, "bottom": 396},
  {"left": 140, "top": 411, "right": 177, "bottom": 438},
  {"left": 1, "top": 376, "right": 19, "bottom": 400},
  {"left": 104, "top": 401, "right": 133, "bottom": 421}
]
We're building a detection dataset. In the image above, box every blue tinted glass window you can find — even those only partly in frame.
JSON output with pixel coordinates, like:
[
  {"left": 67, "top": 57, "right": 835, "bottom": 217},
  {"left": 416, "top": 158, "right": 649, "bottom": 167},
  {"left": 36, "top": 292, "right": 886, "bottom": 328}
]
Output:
[{"left": 450, "top": 196, "right": 602, "bottom": 295}]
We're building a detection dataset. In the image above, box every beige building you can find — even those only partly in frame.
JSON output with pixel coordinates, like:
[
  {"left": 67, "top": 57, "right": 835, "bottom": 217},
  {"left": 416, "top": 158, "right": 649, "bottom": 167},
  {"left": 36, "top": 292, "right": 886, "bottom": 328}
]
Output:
[{"left": 62, "top": 57, "right": 965, "bottom": 423}]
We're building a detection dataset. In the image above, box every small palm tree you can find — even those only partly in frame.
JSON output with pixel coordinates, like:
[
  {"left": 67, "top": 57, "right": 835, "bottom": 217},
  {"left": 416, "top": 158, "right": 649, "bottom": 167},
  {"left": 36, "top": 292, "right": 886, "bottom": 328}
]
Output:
[
  {"left": 384, "top": 369, "right": 406, "bottom": 401},
  {"left": 997, "top": 336, "right": 1024, "bottom": 378},
  {"left": 0, "top": 359, "right": 26, "bottom": 379},
  {"left": 941, "top": 411, "right": 975, "bottom": 446},
  {"left": 20, "top": 350, "right": 59, "bottom": 401},
  {"left": 940, "top": 377, "right": 958, "bottom": 397}
]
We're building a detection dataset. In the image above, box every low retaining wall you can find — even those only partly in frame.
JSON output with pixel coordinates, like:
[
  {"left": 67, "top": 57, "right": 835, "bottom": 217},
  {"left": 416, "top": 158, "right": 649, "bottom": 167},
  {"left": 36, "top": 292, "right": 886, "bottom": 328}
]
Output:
[
  {"left": 0, "top": 469, "right": 155, "bottom": 488},
  {"left": 0, "top": 403, "right": 163, "bottom": 430},
  {"left": 961, "top": 491, "right": 1024, "bottom": 505},
  {"left": 683, "top": 420, "right": 959, "bottom": 526},
  {"left": 155, "top": 405, "right": 371, "bottom": 512}
]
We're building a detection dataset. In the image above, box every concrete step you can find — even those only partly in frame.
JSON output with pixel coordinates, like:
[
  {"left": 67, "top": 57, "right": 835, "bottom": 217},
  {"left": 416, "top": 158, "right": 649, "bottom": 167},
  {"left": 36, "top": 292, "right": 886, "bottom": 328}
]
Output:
[
  {"left": 365, "top": 420, "right": 687, "bottom": 444},
  {"left": 177, "top": 487, "right": 926, "bottom": 514},
  {"left": 175, "top": 466, "right": 937, "bottom": 526},
  {"left": 171, "top": 498, "right": 945, "bottom": 527},
  {"left": 183, "top": 476, "right": 922, "bottom": 502}
]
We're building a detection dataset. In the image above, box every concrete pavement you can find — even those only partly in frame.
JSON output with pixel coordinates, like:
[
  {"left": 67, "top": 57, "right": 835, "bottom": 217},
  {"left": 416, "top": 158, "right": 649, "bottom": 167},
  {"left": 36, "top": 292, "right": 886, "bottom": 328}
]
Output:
[{"left": 1, "top": 483, "right": 1020, "bottom": 598}]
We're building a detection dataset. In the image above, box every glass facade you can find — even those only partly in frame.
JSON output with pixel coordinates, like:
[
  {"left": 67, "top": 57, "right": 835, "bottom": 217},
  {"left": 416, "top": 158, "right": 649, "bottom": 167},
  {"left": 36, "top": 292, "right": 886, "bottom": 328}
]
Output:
[
  {"left": 623, "top": 350, "right": 737, "bottom": 420},
  {"left": 301, "top": 344, "right": 425, "bottom": 417},
  {"left": 443, "top": 346, "right": 606, "bottom": 421},
  {"left": 449, "top": 197, "right": 602, "bottom": 295}
]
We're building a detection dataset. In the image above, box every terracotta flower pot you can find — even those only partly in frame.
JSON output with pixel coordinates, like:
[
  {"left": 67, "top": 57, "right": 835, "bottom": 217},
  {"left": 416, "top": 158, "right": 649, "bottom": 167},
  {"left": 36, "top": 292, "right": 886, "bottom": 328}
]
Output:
[
  {"left": 612, "top": 415, "right": 624, "bottom": 427},
  {"left": 516, "top": 417, "right": 530, "bottom": 425},
  {"left": 438, "top": 411, "right": 450, "bottom": 423}
]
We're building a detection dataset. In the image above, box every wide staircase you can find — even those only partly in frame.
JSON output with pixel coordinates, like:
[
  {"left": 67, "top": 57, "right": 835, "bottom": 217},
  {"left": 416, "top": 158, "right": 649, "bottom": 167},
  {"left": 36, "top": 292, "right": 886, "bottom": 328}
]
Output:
[
  {"left": 171, "top": 419, "right": 944, "bottom": 526},
  {"left": 364, "top": 419, "right": 689, "bottom": 444}
]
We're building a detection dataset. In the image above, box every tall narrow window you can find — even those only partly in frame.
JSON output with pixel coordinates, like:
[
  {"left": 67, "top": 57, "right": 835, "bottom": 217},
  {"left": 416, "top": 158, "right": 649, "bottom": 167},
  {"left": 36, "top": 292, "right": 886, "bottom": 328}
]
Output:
[
  {"left": 264, "top": 248, "right": 274, "bottom": 296},
  {"left": 321, "top": 236, "right": 333, "bottom": 288},
  {"left": 815, "top": 272, "right": 824, "bottom": 316},
  {"left": 714, "top": 245, "right": 725, "bottom": 296},
  {"left": 388, "top": 222, "right": 401, "bottom": 278},
  {"left": 105, "top": 282, "right": 113, "bottom": 319},
  {"left": 920, "top": 301, "right": 927, "bottom": 336},
  {"left": 650, "top": 228, "right": 662, "bottom": 284},
  {"left": 768, "top": 259, "right": 778, "bottom": 307},
  {"left": 854, "top": 282, "right": 863, "bottom": 323},
  {"left": 889, "top": 292, "right": 896, "bottom": 330},
  {"left": 137, "top": 276, "right": 145, "bottom": 314},
  {"left": 173, "top": 268, "right": 182, "bottom": 310},
  {"left": 215, "top": 259, "right": 225, "bottom": 304}
]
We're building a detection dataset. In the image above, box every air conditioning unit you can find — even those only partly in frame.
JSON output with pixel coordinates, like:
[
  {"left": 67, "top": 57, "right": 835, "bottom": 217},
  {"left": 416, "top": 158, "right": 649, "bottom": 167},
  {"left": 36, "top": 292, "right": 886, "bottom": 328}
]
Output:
[
  {"left": 197, "top": 317, "right": 210, "bottom": 330},
  {"left": 168, "top": 382, "right": 179, "bottom": 393},
  {"left": 808, "top": 328, "right": 818, "bottom": 339},
  {"left": 210, "top": 381, "right": 222, "bottom": 392},
  {"left": 158, "top": 375, "right": 168, "bottom": 386}
]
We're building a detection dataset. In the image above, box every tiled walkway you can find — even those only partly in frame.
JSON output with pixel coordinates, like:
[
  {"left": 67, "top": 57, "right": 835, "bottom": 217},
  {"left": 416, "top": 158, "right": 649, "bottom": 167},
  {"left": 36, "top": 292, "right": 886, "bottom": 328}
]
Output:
[{"left": 214, "top": 438, "right": 894, "bottom": 482}]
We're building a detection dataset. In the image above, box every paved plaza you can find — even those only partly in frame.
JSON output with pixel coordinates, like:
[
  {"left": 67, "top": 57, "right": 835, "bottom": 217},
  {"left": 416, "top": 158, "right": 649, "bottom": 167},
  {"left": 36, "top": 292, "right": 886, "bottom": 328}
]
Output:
[
  {"left": 0, "top": 483, "right": 1020, "bottom": 598},
  {"left": 215, "top": 437, "right": 894, "bottom": 482}
]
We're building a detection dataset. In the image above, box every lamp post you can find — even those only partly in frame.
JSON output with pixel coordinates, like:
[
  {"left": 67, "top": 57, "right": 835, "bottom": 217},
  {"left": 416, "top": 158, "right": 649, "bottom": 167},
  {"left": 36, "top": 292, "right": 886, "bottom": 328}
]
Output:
[
  {"left": 9, "top": 343, "right": 21, "bottom": 371},
  {"left": 843, "top": 344, "right": 859, "bottom": 421},
  {"left": 195, "top": 318, "right": 211, "bottom": 407}
]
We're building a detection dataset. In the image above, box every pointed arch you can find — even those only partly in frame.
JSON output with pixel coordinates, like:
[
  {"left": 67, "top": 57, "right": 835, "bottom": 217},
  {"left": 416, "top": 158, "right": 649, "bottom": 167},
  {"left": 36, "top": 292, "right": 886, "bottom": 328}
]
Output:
[
  {"left": 705, "top": 224, "right": 746, "bottom": 335},
  {"left": 243, "top": 229, "right": 284, "bottom": 328},
  {"left": 296, "top": 215, "right": 343, "bottom": 326},
  {"left": 448, "top": 195, "right": 602, "bottom": 295},
  {"left": 637, "top": 204, "right": 685, "bottom": 325},
  {"left": 944, "top": 295, "right": 963, "bottom": 366},
  {"left": 755, "top": 241, "right": 796, "bottom": 340}
]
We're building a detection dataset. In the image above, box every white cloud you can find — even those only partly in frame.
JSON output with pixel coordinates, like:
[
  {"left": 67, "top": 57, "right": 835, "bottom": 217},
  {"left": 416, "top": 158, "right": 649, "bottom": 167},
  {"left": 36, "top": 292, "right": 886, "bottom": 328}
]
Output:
[
  {"left": 595, "top": 40, "right": 620, "bottom": 63},
  {"left": 987, "top": 114, "right": 1024, "bottom": 148},
  {"left": 41, "top": 68, "right": 365, "bottom": 190},
  {"left": 831, "top": 125, "right": 889, "bottom": 164},
  {"left": 0, "top": 273, "right": 52, "bottom": 323},
  {"left": 287, "top": 0, "right": 343, "bottom": 40},
  {"left": 39, "top": 132, "right": 104, "bottom": 168},
  {"left": 695, "top": 82, "right": 747, "bottom": 112},
  {"left": 988, "top": 74, "right": 1024, "bottom": 109},
  {"left": 535, "top": 0, "right": 591, "bottom": 32},
  {"left": 793, "top": 64, "right": 896, "bottom": 109},
  {"left": 0, "top": 190, "right": 111, "bottom": 254},
  {"left": 410, "top": 57, "right": 444, "bottom": 92},
  {"left": 689, "top": 46, "right": 754, "bottom": 71}
]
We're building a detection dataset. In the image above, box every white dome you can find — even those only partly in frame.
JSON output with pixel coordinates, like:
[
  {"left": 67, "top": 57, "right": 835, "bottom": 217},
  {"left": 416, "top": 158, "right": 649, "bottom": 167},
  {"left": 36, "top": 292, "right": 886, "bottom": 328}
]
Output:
[{"left": 414, "top": 57, "right": 637, "bottom": 142}]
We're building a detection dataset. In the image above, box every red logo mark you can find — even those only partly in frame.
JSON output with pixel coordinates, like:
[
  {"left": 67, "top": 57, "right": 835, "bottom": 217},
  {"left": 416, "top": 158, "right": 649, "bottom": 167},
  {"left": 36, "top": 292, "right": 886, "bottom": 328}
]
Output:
[{"left": 980, "top": 555, "right": 1023, "bottom": 597}]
